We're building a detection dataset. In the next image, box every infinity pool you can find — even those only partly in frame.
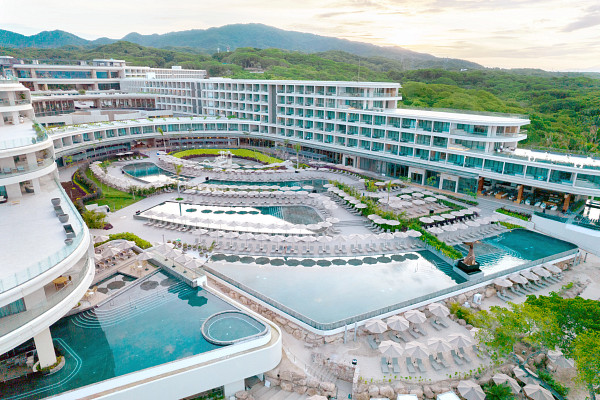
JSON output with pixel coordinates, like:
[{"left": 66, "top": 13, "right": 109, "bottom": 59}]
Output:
[
  {"left": 0, "top": 272, "right": 264, "bottom": 400},
  {"left": 206, "top": 179, "right": 328, "bottom": 192},
  {"left": 123, "top": 162, "right": 186, "bottom": 184}
]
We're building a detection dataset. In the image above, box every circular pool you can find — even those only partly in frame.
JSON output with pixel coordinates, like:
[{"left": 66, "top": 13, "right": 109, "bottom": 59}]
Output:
[{"left": 201, "top": 311, "right": 268, "bottom": 346}]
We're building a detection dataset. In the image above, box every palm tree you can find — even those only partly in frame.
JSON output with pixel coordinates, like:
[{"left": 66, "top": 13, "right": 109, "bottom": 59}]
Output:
[
  {"left": 157, "top": 127, "right": 167, "bottom": 153},
  {"left": 174, "top": 163, "right": 183, "bottom": 194},
  {"left": 293, "top": 143, "right": 301, "bottom": 169},
  {"left": 485, "top": 383, "right": 515, "bottom": 400}
]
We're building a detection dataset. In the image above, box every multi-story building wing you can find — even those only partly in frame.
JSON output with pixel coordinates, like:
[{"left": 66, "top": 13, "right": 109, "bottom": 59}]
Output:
[{"left": 0, "top": 77, "right": 94, "bottom": 368}]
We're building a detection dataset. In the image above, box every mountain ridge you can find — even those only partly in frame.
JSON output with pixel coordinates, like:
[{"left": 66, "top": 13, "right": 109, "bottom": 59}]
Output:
[{"left": 0, "top": 24, "right": 481, "bottom": 70}]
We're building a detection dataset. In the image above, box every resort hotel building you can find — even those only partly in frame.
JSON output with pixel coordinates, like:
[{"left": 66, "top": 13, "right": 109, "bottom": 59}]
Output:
[{"left": 0, "top": 58, "right": 595, "bottom": 399}]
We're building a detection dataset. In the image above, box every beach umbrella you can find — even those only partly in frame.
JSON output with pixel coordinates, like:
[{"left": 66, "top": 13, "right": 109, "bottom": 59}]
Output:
[
  {"left": 347, "top": 258, "right": 363, "bottom": 266},
  {"left": 407, "top": 230, "right": 422, "bottom": 238},
  {"left": 255, "top": 234, "right": 270, "bottom": 241},
  {"left": 379, "top": 340, "right": 404, "bottom": 358},
  {"left": 404, "top": 341, "right": 429, "bottom": 359},
  {"left": 465, "top": 220, "right": 480, "bottom": 227},
  {"left": 427, "top": 338, "right": 453, "bottom": 353},
  {"left": 367, "top": 214, "right": 379, "bottom": 221},
  {"left": 543, "top": 264, "right": 561, "bottom": 274},
  {"left": 136, "top": 251, "right": 153, "bottom": 261},
  {"left": 363, "top": 257, "right": 378, "bottom": 265},
  {"left": 451, "top": 210, "right": 463, "bottom": 217},
  {"left": 469, "top": 207, "right": 482, "bottom": 214},
  {"left": 448, "top": 333, "right": 473, "bottom": 348},
  {"left": 493, "top": 278, "right": 513, "bottom": 287},
  {"left": 412, "top": 192, "right": 424, "bottom": 198},
  {"left": 431, "top": 215, "right": 445, "bottom": 222},
  {"left": 364, "top": 319, "right": 388, "bottom": 333},
  {"left": 174, "top": 254, "right": 193, "bottom": 264},
  {"left": 93, "top": 253, "right": 103, "bottom": 262},
  {"left": 355, "top": 203, "right": 367, "bottom": 209},
  {"left": 521, "top": 270, "right": 540, "bottom": 281},
  {"left": 428, "top": 302, "right": 450, "bottom": 318},
  {"left": 404, "top": 309, "right": 427, "bottom": 324},
  {"left": 441, "top": 213, "right": 455, "bottom": 219},
  {"left": 509, "top": 274, "right": 528, "bottom": 285},
  {"left": 102, "top": 247, "right": 121, "bottom": 258},
  {"left": 387, "top": 315, "right": 410, "bottom": 331},
  {"left": 523, "top": 385, "right": 554, "bottom": 400},
  {"left": 183, "top": 259, "right": 203, "bottom": 269},
  {"left": 166, "top": 248, "right": 183, "bottom": 259},
  {"left": 420, "top": 217, "right": 434, "bottom": 224},
  {"left": 94, "top": 235, "right": 109, "bottom": 243},
  {"left": 428, "top": 227, "right": 444, "bottom": 234},
  {"left": 532, "top": 266, "right": 551, "bottom": 278},
  {"left": 154, "top": 242, "right": 175, "bottom": 253},
  {"left": 492, "top": 373, "right": 521, "bottom": 394},
  {"left": 116, "top": 240, "right": 135, "bottom": 250},
  {"left": 547, "top": 349, "right": 575, "bottom": 368},
  {"left": 393, "top": 231, "right": 408, "bottom": 238},
  {"left": 443, "top": 224, "right": 458, "bottom": 232},
  {"left": 457, "top": 380, "right": 485, "bottom": 400},
  {"left": 424, "top": 197, "right": 437, "bottom": 203},
  {"left": 285, "top": 259, "right": 300, "bottom": 266},
  {"left": 513, "top": 367, "right": 538, "bottom": 385},
  {"left": 413, "top": 199, "right": 426, "bottom": 205}
]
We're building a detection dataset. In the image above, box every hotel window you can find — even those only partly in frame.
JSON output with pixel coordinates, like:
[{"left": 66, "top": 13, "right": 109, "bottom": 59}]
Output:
[
  {"left": 464, "top": 156, "right": 483, "bottom": 169},
  {"left": 433, "top": 121, "right": 450, "bottom": 133},
  {"left": 389, "top": 117, "right": 401, "bottom": 128},
  {"left": 360, "top": 140, "right": 371, "bottom": 150},
  {"left": 401, "top": 132, "right": 415, "bottom": 143},
  {"left": 399, "top": 146, "right": 413, "bottom": 156},
  {"left": 347, "top": 138, "right": 358, "bottom": 147},
  {"left": 374, "top": 116, "right": 386, "bottom": 125},
  {"left": 385, "top": 144, "right": 398, "bottom": 154},
  {"left": 402, "top": 118, "right": 416, "bottom": 129},
  {"left": 361, "top": 114, "right": 373, "bottom": 124},
  {"left": 94, "top": 131, "right": 102, "bottom": 140},
  {"left": 454, "top": 139, "right": 485, "bottom": 151},
  {"left": 575, "top": 173, "right": 600, "bottom": 189},
  {"left": 0, "top": 298, "right": 26, "bottom": 318},
  {"left": 325, "top": 135, "right": 334, "bottom": 144},
  {"left": 503, "top": 163, "right": 524, "bottom": 176},
  {"left": 526, "top": 166, "right": 549, "bottom": 181},
  {"left": 484, "top": 159, "right": 504, "bottom": 173},
  {"left": 348, "top": 113, "right": 359, "bottom": 122},
  {"left": 336, "top": 136, "right": 346, "bottom": 146},
  {"left": 361, "top": 128, "right": 372, "bottom": 138},
  {"left": 418, "top": 120, "right": 432, "bottom": 131},
  {"left": 387, "top": 131, "right": 400, "bottom": 141},
  {"left": 96, "top": 71, "right": 108, "bottom": 79},
  {"left": 347, "top": 126, "right": 358, "bottom": 136},
  {"left": 415, "top": 148, "right": 429, "bottom": 160},
  {"left": 373, "top": 129, "right": 385, "bottom": 139},
  {"left": 549, "top": 170, "right": 573, "bottom": 184},
  {"left": 458, "top": 177, "right": 477, "bottom": 194},
  {"left": 442, "top": 179, "right": 457, "bottom": 192},
  {"left": 448, "top": 154, "right": 464, "bottom": 166},
  {"left": 433, "top": 137, "right": 448, "bottom": 148},
  {"left": 372, "top": 142, "right": 384, "bottom": 152},
  {"left": 416, "top": 135, "right": 431, "bottom": 145}
]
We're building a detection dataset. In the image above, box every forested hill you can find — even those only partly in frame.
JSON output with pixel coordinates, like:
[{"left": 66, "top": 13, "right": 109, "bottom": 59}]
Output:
[{"left": 2, "top": 43, "right": 599, "bottom": 155}]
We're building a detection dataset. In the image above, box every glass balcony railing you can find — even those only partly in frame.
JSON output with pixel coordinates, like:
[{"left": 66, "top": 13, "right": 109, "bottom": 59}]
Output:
[
  {"left": 0, "top": 182, "right": 86, "bottom": 294},
  {"left": 0, "top": 158, "right": 55, "bottom": 177}
]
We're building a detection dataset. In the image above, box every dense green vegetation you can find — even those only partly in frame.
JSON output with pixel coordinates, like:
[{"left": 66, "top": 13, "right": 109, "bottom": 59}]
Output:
[
  {"left": 84, "top": 168, "right": 142, "bottom": 210},
  {"left": 3, "top": 42, "right": 599, "bottom": 154},
  {"left": 172, "top": 148, "right": 282, "bottom": 164},
  {"left": 496, "top": 208, "right": 531, "bottom": 221},
  {"left": 94, "top": 232, "right": 152, "bottom": 249}
]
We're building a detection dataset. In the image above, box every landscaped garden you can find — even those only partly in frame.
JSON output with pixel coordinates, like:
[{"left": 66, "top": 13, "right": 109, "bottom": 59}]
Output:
[{"left": 172, "top": 148, "right": 283, "bottom": 164}]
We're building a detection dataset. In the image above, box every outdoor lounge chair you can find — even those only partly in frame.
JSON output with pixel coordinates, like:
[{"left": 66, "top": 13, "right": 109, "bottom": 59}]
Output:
[
  {"left": 429, "top": 355, "right": 442, "bottom": 371},
  {"left": 388, "top": 331, "right": 404, "bottom": 343},
  {"left": 405, "top": 357, "right": 416, "bottom": 374},
  {"left": 436, "top": 318, "right": 449, "bottom": 328},
  {"left": 414, "top": 325, "right": 427, "bottom": 336},
  {"left": 367, "top": 335, "right": 378, "bottom": 350},
  {"left": 509, "top": 286, "right": 525, "bottom": 297},
  {"left": 416, "top": 358, "right": 427, "bottom": 373},
  {"left": 451, "top": 349, "right": 463, "bottom": 365},
  {"left": 380, "top": 357, "right": 390, "bottom": 374},
  {"left": 437, "top": 352, "right": 450, "bottom": 368},
  {"left": 459, "top": 347, "right": 472, "bottom": 363},
  {"left": 408, "top": 328, "right": 420, "bottom": 339},
  {"left": 430, "top": 320, "right": 442, "bottom": 331},
  {"left": 392, "top": 357, "right": 401, "bottom": 373}
]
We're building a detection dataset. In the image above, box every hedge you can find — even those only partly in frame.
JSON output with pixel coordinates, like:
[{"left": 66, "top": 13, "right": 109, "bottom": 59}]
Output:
[
  {"left": 72, "top": 163, "right": 102, "bottom": 212},
  {"left": 496, "top": 208, "right": 531, "bottom": 221},
  {"left": 94, "top": 232, "right": 152, "bottom": 249}
]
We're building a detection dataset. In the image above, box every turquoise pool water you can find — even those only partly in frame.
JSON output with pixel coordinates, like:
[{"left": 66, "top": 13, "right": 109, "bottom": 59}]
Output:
[
  {"left": 255, "top": 205, "right": 322, "bottom": 225},
  {"left": 123, "top": 162, "right": 186, "bottom": 183},
  {"left": 454, "top": 229, "right": 578, "bottom": 274},
  {"left": 0, "top": 272, "right": 255, "bottom": 400},
  {"left": 206, "top": 179, "right": 328, "bottom": 192},
  {"left": 202, "top": 311, "right": 267, "bottom": 345}
]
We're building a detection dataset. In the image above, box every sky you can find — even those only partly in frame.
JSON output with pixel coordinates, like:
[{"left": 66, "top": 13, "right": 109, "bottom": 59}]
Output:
[{"left": 2, "top": 0, "right": 600, "bottom": 71}]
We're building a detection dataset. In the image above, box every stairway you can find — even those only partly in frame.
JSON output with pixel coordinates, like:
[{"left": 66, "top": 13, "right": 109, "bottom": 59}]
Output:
[
  {"left": 249, "top": 383, "right": 307, "bottom": 400},
  {"left": 72, "top": 281, "right": 196, "bottom": 329}
]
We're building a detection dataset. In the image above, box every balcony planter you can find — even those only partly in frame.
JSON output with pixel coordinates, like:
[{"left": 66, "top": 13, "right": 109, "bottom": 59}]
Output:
[
  {"left": 58, "top": 213, "right": 69, "bottom": 223},
  {"left": 54, "top": 205, "right": 63, "bottom": 216},
  {"left": 51, "top": 198, "right": 61, "bottom": 206},
  {"left": 63, "top": 224, "right": 75, "bottom": 239},
  {"left": 64, "top": 238, "right": 73, "bottom": 245}
]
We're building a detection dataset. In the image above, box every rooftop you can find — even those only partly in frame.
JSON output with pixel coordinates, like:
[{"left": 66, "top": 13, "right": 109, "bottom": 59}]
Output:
[
  {"left": 0, "top": 119, "right": 43, "bottom": 151},
  {"left": 0, "top": 178, "right": 84, "bottom": 293},
  {"left": 391, "top": 107, "right": 530, "bottom": 125}
]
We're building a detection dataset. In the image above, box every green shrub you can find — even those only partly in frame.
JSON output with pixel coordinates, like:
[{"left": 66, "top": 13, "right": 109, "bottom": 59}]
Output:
[
  {"left": 95, "top": 232, "right": 152, "bottom": 249},
  {"left": 449, "top": 302, "right": 476, "bottom": 325},
  {"left": 498, "top": 221, "right": 524, "bottom": 230},
  {"left": 82, "top": 209, "right": 107, "bottom": 229},
  {"left": 172, "top": 149, "right": 282, "bottom": 164},
  {"left": 496, "top": 208, "right": 531, "bottom": 221},
  {"left": 537, "top": 369, "right": 569, "bottom": 397}
]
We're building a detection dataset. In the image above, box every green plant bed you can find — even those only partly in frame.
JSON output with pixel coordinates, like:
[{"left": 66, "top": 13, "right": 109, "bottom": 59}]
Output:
[
  {"left": 84, "top": 168, "right": 142, "bottom": 210},
  {"left": 36, "top": 356, "right": 64, "bottom": 373},
  {"left": 171, "top": 148, "right": 282, "bottom": 164},
  {"left": 498, "top": 221, "right": 524, "bottom": 230},
  {"left": 496, "top": 208, "right": 531, "bottom": 221},
  {"left": 94, "top": 232, "right": 152, "bottom": 249},
  {"left": 446, "top": 194, "right": 479, "bottom": 206}
]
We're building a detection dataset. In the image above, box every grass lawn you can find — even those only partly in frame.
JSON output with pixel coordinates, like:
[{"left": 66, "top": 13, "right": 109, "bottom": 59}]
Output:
[
  {"left": 84, "top": 169, "right": 143, "bottom": 211},
  {"left": 172, "top": 149, "right": 282, "bottom": 164}
]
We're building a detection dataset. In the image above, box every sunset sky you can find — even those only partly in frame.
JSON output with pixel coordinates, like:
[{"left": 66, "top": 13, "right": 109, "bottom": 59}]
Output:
[{"left": 3, "top": 0, "right": 600, "bottom": 71}]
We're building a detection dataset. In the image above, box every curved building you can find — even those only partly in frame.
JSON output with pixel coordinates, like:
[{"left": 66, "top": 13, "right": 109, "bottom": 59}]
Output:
[{"left": 0, "top": 77, "right": 94, "bottom": 368}]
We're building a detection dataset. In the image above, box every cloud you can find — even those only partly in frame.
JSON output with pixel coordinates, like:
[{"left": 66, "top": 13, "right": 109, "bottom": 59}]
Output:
[
  {"left": 562, "top": 13, "right": 600, "bottom": 32},
  {"left": 316, "top": 10, "right": 364, "bottom": 18}
]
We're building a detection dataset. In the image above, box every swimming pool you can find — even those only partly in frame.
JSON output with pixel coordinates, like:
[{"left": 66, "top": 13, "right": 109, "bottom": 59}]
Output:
[
  {"left": 202, "top": 311, "right": 267, "bottom": 345},
  {"left": 454, "top": 229, "right": 578, "bottom": 274},
  {"left": 0, "top": 272, "right": 265, "bottom": 400},
  {"left": 206, "top": 179, "right": 328, "bottom": 192},
  {"left": 95, "top": 273, "right": 136, "bottom": 296},
  {"left": 143, "top": 202, "right": 322, "bottom": 234},
  {"left": 123, "top": 162, "right": 186, "bottom": 184}
]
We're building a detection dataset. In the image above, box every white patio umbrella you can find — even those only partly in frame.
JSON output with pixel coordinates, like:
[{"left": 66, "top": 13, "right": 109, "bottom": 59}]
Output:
[
  {"left": 448, "top": 333, "right": 473, "bottom": 348},
  {"left": 413, "top": 199, "right": 426, "bottom": 205},
  {"left": 94, "top": 235, "right": 110, "bottom": 243},
  {"left": 431, "top": 215, "right": 446, "bottom": 222},
  {"left": 492, "top": 373, "right": 521, "bottom": 394},
  {"left": 523, "top": 384, "right": 554, "bottom": 400},
  {"left": 427, "top": 338, "right": 453, "bottom": 353},
  {"left": 185, "top": 258, "right": 205, "bottom": 269},
  {"left": 93, "top": 253, "right": 103, "bottom": 262},
  {"left": 364, "top": 319, "right": 388, "bottom": 334},
  {"left": 513, "top": 367, "right": 538, "bottom": 385},
  {"left": 543, "top": 264, "right": 561, "bottom": 274},
  {"left": 102, "top": 247, "right": 121, "bottom": 258},
  {"left": 412, "top": 192, "right": 424, "bottom": 198},
  {"left": 154, "top": 242, "right": 175, "bottom": 253},
  {"left": 509, "top": 274, "right": 528, "bottom": 285},
  {"left": 547, "top": 349, "right": 575, "bottom": 368},
  {"left": 424, "top": 197, "right": 437, "bottom": 203},
  {"left": 532, "top": 266, "right": 551, "bottom": 278},
  {"left": 427, "top": 302, "right": 450, "bottom": 318},
  {"left": 393, "top": 231, "right": 408, "bottom": 238},
  {"left": 420, "top": 217, "right": 434, "bottom": 224},
  {"left": 465, "top": 220, "right": 480, "bottom": 227},
  {"left": 404, "top": 341, "right": 429, "bottom": 359},
  {"left": 116, "top": 240, "right": 135, "bottom": 250},
  {"left": 443, "top": 224, "right": 458, "bottom": 232},
  {"left": 379, "top": 340, "right": 404, "bottom": 358},
  {"left": 355, "top": 203, "right": 367, "bottom": 209},
  {"left": 428, "top": 227, "right": 444, "bottom": 234},
  {"left": 404, "top": 309, "right": 427, "bottom": 324},
  {"left": 136, "top": 251, "right": 154, "bottom": 261},
  {"left": 387, "top": 315, "right": 410, "bottom": 331},
  {"left": 521, "top": 270, "right": 540, "bottom": 281},
  {"left": 493, "top": 278, "right": 513, "bottom": 287},
  {"left": 166, "top": 248, "right": 183, "bottom": 259},
  {"left": 407, "top": 230, "right": 422, "bottom": 238},
  {"left": 457, "top": 380, "right": 485, "bottom": 400}
]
